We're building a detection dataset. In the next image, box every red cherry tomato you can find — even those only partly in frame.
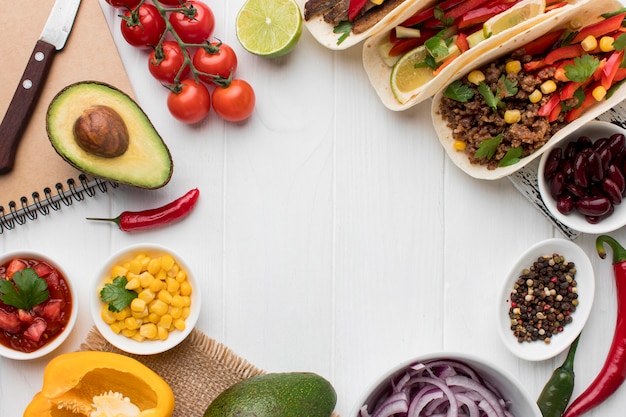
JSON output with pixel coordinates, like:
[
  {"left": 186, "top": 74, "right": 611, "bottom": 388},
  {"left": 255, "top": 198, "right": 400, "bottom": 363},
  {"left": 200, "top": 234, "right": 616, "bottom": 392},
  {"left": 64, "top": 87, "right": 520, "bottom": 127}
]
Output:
[
  {"left": 157, "top": 0, "right": 184, "bottom": 4},
  {"left": 193, "top": 43, "right": 238, "bottom": 84},
  {"left": 149, "top": 41, "right": 189, "bottom": 85},
  {"left": 169, "top": 1, "right": 215, "bottom": 44},
  {"left": 120, "top": 4, "right": 166, "bottom": 48},
  {"left": 167, "top": 79, "right": 211, "bottom": 124},
  {"left": 212, "top": 79, "right": 255, "bottom": 122},
  {"left": 105, "top": 0, "right": 141, "bottom": 8}
]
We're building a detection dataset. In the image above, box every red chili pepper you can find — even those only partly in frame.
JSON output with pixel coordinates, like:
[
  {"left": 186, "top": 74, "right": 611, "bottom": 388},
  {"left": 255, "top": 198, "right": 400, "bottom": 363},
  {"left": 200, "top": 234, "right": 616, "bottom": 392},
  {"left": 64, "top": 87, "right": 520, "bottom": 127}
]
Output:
[
  {"left": 562, "top": 235, "right": 626, "bottom": 417},
  {"left": 457, "top": 1, "right": 519, "bottom": 29},
  {"left": 522, "top": 29, "right": 565, "bottom": 56},
  {"left": 87, "top": 188, "right": 200, "bottom": 232},
  {"left": 602, "top": 49, "right": 625, "bottom": 90},
  {"left": 570, "top": 12, "right": 626, "bottom": 44},
  {"left": 347, "top": 0, "right": 369, "bottom": 21}
]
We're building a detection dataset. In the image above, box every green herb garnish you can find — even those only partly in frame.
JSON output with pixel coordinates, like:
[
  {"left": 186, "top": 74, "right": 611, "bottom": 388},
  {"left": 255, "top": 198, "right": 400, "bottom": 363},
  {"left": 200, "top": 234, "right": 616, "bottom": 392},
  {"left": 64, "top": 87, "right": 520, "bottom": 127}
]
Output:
[
  {"left": 0, "top": 268, "right": 49, "bottom": 311},
  {"left": 100, "top": 276, "right": 138, "bottom": 312},
  {"left": 478, "top": 82, "right": 498, "bottom": 111},
  {"left": 565, "top": 55, "right": 600, "bottom": 83},
  {"left": 334, "top": 21, "right": 352, "bottom": 45},
  {"left": 614, "top": 33, "right": 626, "bottom": 51},
  {"left": 475, "top": 133, "right": 503, "bottom": 160},
  {"left": 444, "top": 80, "right": 474, "bottom": 102},
  {"left": 499, "top": 147, "right": 523, "bottom": 167}
]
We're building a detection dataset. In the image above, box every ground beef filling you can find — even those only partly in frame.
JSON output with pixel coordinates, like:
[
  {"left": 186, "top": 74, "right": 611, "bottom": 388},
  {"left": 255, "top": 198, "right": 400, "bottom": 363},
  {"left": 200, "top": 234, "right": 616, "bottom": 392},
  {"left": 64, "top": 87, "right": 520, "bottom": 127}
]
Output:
[{"left": 439, "top": 52, "right": 571, "bottom": 170}]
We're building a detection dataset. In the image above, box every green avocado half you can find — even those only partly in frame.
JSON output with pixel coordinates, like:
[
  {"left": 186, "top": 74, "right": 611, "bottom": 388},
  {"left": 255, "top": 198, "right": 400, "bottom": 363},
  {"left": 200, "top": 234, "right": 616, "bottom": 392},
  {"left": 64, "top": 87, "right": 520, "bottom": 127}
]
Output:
[{"left": 46, "top": 81, "right": 173, "bottom": 189}]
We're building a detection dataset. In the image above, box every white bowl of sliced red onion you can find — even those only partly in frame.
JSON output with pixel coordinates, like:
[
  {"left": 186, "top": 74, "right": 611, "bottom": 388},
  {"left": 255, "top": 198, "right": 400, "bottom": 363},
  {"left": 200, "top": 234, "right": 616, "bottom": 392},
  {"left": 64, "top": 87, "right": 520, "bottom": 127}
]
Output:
[
  {"left": 351, "top": 353, "right": 542, "bottom": 417},
  {"left": 538, "top": 120, "right": 626, "bottom": 234}
]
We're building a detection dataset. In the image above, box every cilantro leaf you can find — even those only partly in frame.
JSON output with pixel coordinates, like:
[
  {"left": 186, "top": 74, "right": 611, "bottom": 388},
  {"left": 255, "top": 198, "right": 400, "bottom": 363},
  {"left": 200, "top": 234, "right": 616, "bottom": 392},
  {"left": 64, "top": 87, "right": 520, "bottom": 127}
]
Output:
[
  {"left": 0, "top": 268, "right": 49, "bottom": 311},
  {"left": 565, "top": 54, "right": 600, "bottom": 83},
  {"left": 425, "top": 35, "right": 449, "bottom": 59},
  {"left": 444, "top": 80, "right": 474, "bottom": 102},
  {"left": 499, "top": 147, "right": 523, "bottom": 167},
  {"left": 499, "top": 75, "right": 518, "bottom": 98},
  {"left": 614, "top": 33, "right": 626, "bottom": 51},
  {"left": 100, "top": 276, "right": 138, "bottom": 312},
  {"left": 475, "top": 133, "right": 503, "bottom": 160},
  {"left": 333, "top": 21, "right": 352, "bottom": 45},
  {"left": 478, "top": 82, "right": 499, "bottom": 111}
]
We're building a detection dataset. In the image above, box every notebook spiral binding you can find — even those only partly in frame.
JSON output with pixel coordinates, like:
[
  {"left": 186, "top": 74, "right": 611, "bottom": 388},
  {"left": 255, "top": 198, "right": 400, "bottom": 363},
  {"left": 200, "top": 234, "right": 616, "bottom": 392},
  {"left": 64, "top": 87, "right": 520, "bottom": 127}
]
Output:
[{"left": 0, "top": 175, "right": 119, "bottom": 234}]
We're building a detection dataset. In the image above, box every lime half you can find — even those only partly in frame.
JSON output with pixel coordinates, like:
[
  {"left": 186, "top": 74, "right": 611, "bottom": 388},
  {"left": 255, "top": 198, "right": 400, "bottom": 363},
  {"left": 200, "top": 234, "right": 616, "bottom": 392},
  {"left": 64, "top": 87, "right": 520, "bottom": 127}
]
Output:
[
  {"left": 483, "top": 0, "right": 546, "bottom": 37},
  {"left": 236, "top": 0, "right": 303, "bottom": 57}
]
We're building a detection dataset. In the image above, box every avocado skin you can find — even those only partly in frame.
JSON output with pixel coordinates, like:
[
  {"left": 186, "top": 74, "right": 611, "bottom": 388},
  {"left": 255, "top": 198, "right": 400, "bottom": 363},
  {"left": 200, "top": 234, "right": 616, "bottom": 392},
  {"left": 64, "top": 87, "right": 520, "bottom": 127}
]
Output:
[
  {"left": 46, "top": 81, "right": 173, "bottom": 189},
  {"left": 203, "top": 372, "right": 337, "bottom": 417}
]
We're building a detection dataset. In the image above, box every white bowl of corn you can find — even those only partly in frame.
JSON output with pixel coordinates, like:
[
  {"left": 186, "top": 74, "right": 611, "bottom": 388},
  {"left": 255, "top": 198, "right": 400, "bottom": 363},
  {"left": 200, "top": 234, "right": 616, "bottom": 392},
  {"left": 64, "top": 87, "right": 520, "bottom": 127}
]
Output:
[{"left": 90, "top": 243, "right": 201, "bottom": 355}]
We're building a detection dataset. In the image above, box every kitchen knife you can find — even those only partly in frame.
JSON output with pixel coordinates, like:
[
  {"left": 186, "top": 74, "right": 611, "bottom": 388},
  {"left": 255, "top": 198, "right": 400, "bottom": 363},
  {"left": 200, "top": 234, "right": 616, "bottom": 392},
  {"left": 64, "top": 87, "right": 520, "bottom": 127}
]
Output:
[{"left": 0, "top": 0, "right": 82, "bottom": 175}]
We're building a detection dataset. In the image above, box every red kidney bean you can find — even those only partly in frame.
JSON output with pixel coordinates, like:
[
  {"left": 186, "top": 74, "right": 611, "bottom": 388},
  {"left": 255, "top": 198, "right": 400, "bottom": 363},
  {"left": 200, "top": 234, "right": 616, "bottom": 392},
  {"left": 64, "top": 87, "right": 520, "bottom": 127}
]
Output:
[
  {"left": 565, "top": 182, "right": 587, "bottom": 198},
  {"left": 608, "top": 133, "right": 625, "bottom": 156},
  {"left": 603, "top": 177, "right": 623, "bottom": 205},
  {"left": 573, "top": 151, "right": 590, "bottom": 188},
  {"left": 598, "top": 144, "right": 613, "bottom": 172},
  {"left": 557, "top": 194, "right": 575, "bottom": 214},
  {"left": 565, "top": 142, "right": 578, "bottom": 160},
  {"left": 550, "top": 172, "right": 566, "bottom": 198},
  {"left": 561, "top": 160, "right": 573, "bottom": 179},
  {"left": 575, "top": 196, "right": 612, "bottom": 216},
  {"left": 593, "top": 137, "right": 608, "bottom": 151},
  {"left": 587, "top": 150, "right": 605, "bottom": 182},
  {"left": 607, "top": 164, "right": 626, "bottom": 193},
  {"left": 544, "top": 148, "right": 562, "bottom": 180},
  {"left": 578, "top": 136, "right": 593, "bottom": 147}
]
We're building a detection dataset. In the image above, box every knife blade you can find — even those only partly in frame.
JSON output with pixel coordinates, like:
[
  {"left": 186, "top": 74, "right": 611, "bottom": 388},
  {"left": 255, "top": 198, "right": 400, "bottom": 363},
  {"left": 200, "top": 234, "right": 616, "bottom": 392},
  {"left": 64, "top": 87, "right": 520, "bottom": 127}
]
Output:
[{"left": 0, "top": 0, "right": 82, "bottom": 175}]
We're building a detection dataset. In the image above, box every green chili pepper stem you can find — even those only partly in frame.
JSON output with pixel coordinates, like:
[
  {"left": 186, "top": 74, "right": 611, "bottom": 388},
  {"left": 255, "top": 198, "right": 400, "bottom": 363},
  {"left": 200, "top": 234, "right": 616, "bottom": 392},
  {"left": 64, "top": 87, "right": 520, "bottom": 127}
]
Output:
[{"left": 596, "top": 235, "right": 626, "bottom": 263}]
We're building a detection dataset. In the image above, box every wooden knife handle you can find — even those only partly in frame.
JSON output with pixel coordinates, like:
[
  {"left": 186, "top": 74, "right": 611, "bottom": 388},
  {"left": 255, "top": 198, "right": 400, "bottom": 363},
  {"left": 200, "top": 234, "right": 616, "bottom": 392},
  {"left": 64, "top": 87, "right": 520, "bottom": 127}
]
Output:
[{"left": 0, "top": 40, "right": 56, "bottom": 175}]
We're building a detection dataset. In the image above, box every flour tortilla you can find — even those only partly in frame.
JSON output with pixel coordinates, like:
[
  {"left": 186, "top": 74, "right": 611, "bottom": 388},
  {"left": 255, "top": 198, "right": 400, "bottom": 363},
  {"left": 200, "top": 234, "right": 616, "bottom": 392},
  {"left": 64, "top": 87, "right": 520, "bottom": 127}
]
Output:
[
  {"left": 298, "top": 0, "right": 437, "bottom": 50},
  {"left": 363, "top": 0, "right": 592, "bottom": 110},
  {"left": 429, "top": 0, "right": 626, "bottom": 180}
]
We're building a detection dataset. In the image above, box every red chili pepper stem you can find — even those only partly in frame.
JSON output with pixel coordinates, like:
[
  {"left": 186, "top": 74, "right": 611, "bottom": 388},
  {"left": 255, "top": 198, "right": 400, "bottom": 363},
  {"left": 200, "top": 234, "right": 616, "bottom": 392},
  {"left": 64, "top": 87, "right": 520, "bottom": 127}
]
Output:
[
  {"left": 563, "top": 235, "right": 626, "bottom": 417},
  {"left": 86, "top": 188, "right": 200, "bottom": 232}
]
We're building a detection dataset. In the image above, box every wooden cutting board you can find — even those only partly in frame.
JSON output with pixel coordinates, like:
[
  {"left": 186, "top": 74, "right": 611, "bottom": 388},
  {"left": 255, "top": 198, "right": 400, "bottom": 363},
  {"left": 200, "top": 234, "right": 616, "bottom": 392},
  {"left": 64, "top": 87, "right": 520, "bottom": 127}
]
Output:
[{"left": 0, "top": 0, "right": 133, "bottom": 217}]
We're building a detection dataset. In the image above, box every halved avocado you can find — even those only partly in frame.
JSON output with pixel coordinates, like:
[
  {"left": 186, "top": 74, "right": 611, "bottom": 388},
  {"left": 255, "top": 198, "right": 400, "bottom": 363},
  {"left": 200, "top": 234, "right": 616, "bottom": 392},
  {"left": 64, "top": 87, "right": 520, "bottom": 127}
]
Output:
[{"left": 46, "top": 81, "right": 173, "bottom": 189}]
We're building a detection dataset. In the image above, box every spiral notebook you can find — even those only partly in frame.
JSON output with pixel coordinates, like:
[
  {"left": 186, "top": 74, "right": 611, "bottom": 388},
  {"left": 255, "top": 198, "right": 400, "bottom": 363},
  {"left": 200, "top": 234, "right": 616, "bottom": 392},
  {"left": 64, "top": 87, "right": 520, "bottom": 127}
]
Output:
[{"left": 0, "top": 0, "right": 132, "bottom": 233}]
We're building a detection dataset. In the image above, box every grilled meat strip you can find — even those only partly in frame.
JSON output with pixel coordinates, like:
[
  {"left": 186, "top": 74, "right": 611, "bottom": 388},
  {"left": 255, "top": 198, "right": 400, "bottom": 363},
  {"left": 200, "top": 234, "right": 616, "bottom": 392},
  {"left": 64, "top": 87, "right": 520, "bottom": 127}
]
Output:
[{"left": 304, "top": 0, "right": 406, "bottom": 33}]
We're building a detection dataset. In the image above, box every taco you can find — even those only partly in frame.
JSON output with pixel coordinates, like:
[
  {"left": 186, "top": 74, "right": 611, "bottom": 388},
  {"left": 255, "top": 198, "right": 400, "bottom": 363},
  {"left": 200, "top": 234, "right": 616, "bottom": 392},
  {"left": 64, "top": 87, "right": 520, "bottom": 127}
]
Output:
[
  {"left": 430, "top": 0, "right": 626, "bottom": 180},
  {"left": 362, "top": 0, "right": 591, "bottom": 110},
  {"left": 300, "top": 0, "right": 435, "bottom": 50}
]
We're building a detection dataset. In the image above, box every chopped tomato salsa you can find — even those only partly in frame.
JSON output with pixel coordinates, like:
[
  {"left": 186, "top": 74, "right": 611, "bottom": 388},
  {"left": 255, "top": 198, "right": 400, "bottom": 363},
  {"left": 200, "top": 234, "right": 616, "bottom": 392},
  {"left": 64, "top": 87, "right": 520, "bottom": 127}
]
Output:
[{"left": 0, "top": 258, "right": 72, "bottom": 353}]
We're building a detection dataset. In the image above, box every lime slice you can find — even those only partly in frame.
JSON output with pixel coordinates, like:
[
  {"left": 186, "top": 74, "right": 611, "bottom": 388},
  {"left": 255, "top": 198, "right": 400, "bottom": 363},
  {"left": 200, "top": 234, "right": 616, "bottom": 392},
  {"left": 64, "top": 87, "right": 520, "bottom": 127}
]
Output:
[
  {"left": 236, "top": 0, "right": 302, "bottom": 57},
  {"left": 483, "top": 0, "right": 546, "bottom": 37},
  {"left": 390, "top": 44, "right": 460, "bottom": 104}
]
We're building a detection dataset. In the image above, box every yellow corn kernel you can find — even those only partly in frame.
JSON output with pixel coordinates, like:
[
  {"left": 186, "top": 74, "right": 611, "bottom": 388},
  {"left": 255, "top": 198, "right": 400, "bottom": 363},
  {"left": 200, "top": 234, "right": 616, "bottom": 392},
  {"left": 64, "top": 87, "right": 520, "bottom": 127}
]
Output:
[
  {"left": 161, "top": 254, "right": 176, "bottom": 271},
  {"left": 467, "top": 70, "right": 485, "bottom": 85},
  {"left": 130, "top": 298, "right": 146, "bottom": 312},
  {"left": 147, "top": 258, "right": 162, "bottom": 276},
  {"left": 166, "top": 278, "right": 180, "bottom": 293},
  {"left": 125, "top": 276, "right": 141, "bottom": 291},
  {"left": 529, "top": 89, "right": 543, "bottom": 103},
  {"left": 504, "top": 109, "right": 521, "bottom": 124},
  {"left": 128, "top": 259, "right": 143, "bottom": 275},
  {"left": 137, "top": 288, "right": 155, "bottom": 304},
  {"left": 600, "top": 36, "right": 615, "bottom": 52},
  {"left": 180, "top": 281, "right": 192, "bottom": 297},
  {"left": 158, "top": 290, "right": 173, "bottom": 305},
  {"left": 132, "top": 307, "right": 149, "bottom": 319},
  {"left": 175, "top": 269, "right": 187, "bottom": 283},
  {"left": 139, "top": 272, "right": 155, "bottom": 289},
  {"left": 182, "top": 295, "right": 191, "bottom": 307},
  {"left": 110, "top": 265, "right": 128, "bottom": 279},
  {"left": 453, "top": 140, "right": 466, "bottom": 151},
  {"left": 150, "top": 299, "right": 169, "bottom": 316},
  {"left": 182, "top": 307, "right": 191, "bottom": 319},
  {"left": 167, "top": 265, "right": 180, "bottom": 278},
  {"left": 540, "top": 80, "right": 557, "bottom": 94},
  {"left": 173, "top": 318, "right": 186, "bottom": 331},
  {"left": 109, "top": 321, "right": 125, "bottom": 334},
  {"left": 581, "top": 35, "right": 598, "bottom": 51},
  {"left": 148, "top": 312, "right": 160, "bottom": 324},
  {"left": 124, "top": 317, "right": 140, "bottom": 330},
  {"left": 155, "top": 269, "right": 167, "bottom": 281},
  {"left": 171, "top": 294, "right": 185, "bottom": 308},
  {"left": 149, "top": 278, "right": 165, "bottom": 293},
  {"left": 131, "top": 333, "right": 146, "bottom": 343},
  {"left": 140, "top": 323, "right": 158, "bottom": 339},
  {"left": 592, "top": 85, "right": 607, "bottom": 101},
  {"left": 101, "top": 306, "right": 117, "bottom": 325},
  {"left": 121, "top": 328, "right": 137, "bottom": 338},
  {"left": 157, "top": 326, "right": 169, "bottom": 340},
  {"left": 158, "top": 314, "right": 173, "bottom": 329},
  {"left": 170, "top": 307, "right": 183, "bottom": 319},
  {"left": 113, "top": 307, "right": 130, "bottom": 321},
  {"left": 505, "top": 60, "right": 522, "bottom": 75}
]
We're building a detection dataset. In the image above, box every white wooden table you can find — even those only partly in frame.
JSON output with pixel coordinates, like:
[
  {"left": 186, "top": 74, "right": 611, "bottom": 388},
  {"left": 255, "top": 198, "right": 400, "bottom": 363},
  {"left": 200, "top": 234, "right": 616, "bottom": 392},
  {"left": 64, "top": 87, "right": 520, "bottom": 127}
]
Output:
[{"left": 1, "top": 1, "right": 625, "bottom": 415}]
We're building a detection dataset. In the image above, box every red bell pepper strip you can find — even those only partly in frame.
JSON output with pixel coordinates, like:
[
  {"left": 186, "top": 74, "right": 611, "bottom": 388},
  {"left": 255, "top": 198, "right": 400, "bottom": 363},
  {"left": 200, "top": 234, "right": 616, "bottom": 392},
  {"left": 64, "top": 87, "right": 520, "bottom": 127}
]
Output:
[
  {"left": 548, "top": 100, "right": 562, "bottom": 122},
  {"left": 455, "top": 32, "right": 470, "bottom": 52},
  {"left": 348, "top": 0, "right": 369, "bottom": 21},
  {"left": 560, "top": 81, "right": 583, "bottom": 100},
  {"left": 389, "top": 37, "right": 426, "bottom": 56},
  {"left": 538, "top": 94, "right": 561, "bottom": 117},
  {"left": 521, "top": 29, "right": 565, "bottom": 56},
  {"left": 544, "top": 44, "right": 584, "bottom": 66},
  {"left": 400, "top": 0, "right": 466, "bottom": 27},
  {"left": 564, "top": 83, "right": 598, "bottom": 122},
  {"left": 545, "top": 1, "right": 568, "bottom": 11},
  {"left": 571, "top": 12, "right": 626, "bottom": 44},
  {"left": 563, "top": 235, "right": 626, "bottom": 417},
  {"left": 602, "top": 49, "right": 625, "bottom": 90},
  {"left": 457, "top": 1, "right": 519, "bottom": 29}
]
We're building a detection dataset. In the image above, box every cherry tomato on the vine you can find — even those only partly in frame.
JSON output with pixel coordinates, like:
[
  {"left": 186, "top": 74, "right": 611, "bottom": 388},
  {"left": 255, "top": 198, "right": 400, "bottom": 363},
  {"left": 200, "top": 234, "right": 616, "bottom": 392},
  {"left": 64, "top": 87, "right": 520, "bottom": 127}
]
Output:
[
  {"left": 105, "top": 0, "right": 141, "bottom": 8},
  {"left": 193, "top": 43, "right": 238, "bottom": 84},
  {"left": 212, "top": 79, "right": 255, "bottom": 122},
  {"left": 120, "top": 4, "right": 166, "bottom": 48},
  {"left": 169, "top": 1, "right": 215, "bottom": 44},
  {"left": 149, "top": 41, "right": 189, "bottom": 85},
  {"left": 167, "top": 79, "right": 211, "bottom": 124}
]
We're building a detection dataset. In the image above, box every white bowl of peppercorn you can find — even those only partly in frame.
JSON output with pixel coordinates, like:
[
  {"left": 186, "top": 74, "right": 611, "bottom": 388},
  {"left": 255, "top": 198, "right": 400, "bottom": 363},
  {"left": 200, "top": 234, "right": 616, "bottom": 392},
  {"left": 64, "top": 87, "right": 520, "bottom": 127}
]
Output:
[
  {"left": 538, "top": 120, "right": 626, "bottom": 234},
  {"left": 497, "top": 238, "right": 595, "bottom": 361}
]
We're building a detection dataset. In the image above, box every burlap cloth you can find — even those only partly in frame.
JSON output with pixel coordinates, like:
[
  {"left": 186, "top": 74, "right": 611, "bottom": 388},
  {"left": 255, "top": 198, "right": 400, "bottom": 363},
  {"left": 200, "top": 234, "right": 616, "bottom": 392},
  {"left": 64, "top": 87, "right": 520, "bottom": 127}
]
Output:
[{"left": 80, "top": 326, "right": 341, "bottom": 417}]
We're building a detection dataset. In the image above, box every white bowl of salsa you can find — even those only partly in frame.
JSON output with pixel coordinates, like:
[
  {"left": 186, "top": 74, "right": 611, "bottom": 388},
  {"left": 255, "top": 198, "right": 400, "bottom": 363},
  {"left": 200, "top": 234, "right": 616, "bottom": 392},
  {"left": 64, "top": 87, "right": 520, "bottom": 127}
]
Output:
[{"left": 0, "top": 250, "right": 77, "bottom": 360}]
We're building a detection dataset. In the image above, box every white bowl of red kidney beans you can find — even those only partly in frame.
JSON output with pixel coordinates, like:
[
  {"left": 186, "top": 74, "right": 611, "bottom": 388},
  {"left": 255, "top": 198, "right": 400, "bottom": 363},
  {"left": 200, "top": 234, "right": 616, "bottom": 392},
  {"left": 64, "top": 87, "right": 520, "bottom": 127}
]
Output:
[
  {"left": 498, "top": 238, "right": 594, "bottom": 362},
  {"left": 350, "top": 352, "right": 542, "bottom": 417},
  {"left": 0, "top": 250, "right": 77, "bottom": 360},
  {"left": 539, "top": 120, "right": 626, "bottom": 234}
]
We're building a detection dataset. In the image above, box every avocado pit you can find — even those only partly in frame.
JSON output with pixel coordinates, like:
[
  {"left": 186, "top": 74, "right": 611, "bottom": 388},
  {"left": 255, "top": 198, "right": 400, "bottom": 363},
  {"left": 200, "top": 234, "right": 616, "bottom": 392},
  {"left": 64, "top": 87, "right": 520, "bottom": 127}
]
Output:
[{"left": 73, "top": 105, "right": 129, "bottom": 158}]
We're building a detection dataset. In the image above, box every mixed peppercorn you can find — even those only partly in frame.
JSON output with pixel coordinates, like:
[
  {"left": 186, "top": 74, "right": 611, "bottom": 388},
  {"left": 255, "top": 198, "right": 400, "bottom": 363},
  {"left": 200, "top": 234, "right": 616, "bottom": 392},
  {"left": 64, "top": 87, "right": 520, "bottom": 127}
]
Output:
[{"left": 508, "top": 253, "right": 578, "bottom": 343}]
